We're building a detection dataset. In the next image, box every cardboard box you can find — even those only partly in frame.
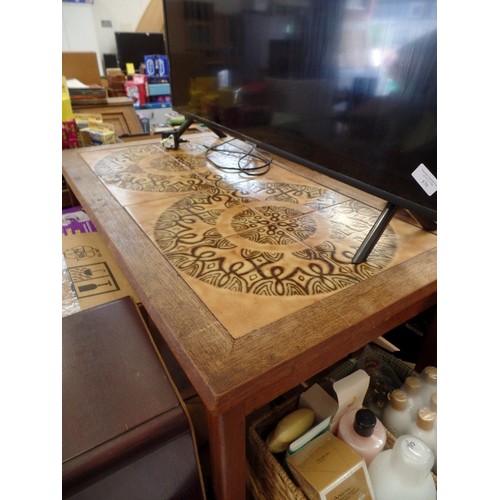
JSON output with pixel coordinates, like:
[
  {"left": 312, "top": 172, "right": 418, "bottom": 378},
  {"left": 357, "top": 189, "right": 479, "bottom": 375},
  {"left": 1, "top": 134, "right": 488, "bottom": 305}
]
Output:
[
  {"left": 149, "top": 95, "right": 172, "bottom": 104},
  {"left": 297, "top": 369, "right": 370, "bottom": 435},
  {"left": 73, "top": 113, "right": 103, "bottom": 129},
  {"left": 144, "top": 54, "right": 170, "bottom": 78},
  {"left": 147, "top": 75, "right": 169, "bottom": 84},
  {"left": 62, "top": 207, "right": 140, "bottom": 315},
  {"left": 132, "top": 73, "right": 148, "bottom": 85},
  {"left": 148, "top": 82, "right": 171, "bottom": 96},
  {"left": 144, "top": 55, "right": 157, "bottom": 77},
  {"left": 62, "top": 124, "right": 70, "bottom": 150},
  {"left": 79, "top": 122, "right": 116, "bottom": 146},
  {"left": 157, "top": 55, "right": 169, "bottom": 77},
  {"left": 62, "top": 120, "right": 78, "bottom": 149},
  {"left": 286, "top": 432, "right": 375, "bottom": 500},
  {"left": 62, "top": 52, "right": 101, "bottom": 86},
  {"left": 62, "top": 76, "right": 74, "bottom": 122},
  {"left": 136, "top": 102, "right": 172, "bottom": 109},
  {"left": 107, "top": 68, "right": 126, "bottom": 89},
  {"left": 124, "top": 81, "right": 147, "bottom": 106}
]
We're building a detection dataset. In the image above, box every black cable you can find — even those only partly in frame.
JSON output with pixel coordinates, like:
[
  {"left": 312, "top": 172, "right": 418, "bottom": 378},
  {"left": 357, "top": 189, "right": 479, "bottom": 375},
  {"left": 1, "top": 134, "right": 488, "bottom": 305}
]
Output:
[{"left": 205, "top": 137, "right": 272, "bottom": 176}]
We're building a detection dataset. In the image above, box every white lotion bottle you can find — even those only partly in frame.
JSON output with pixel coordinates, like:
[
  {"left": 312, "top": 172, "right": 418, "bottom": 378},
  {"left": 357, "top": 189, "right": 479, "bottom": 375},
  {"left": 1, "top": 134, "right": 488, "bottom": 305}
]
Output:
[
  {"left": 430, "top": 392, "right": 437, "bottom": 426},
  {"left": 337, "top": 408, "right": 386, "bottom": 465},
  {"left": 419, "top": 366, "right": 437, "bottom": 407},
  {"left": 429, "top": 394, "right": 437, "bottom": 473},
  {"left": 430, "top": 392, "right": 437, "bottom": 412},
  {"left": 368, "top": 434, "right": 436, "bottom": 500},
  {"left": 407, "top": 407, "right": 437, "bottom": 471},
  {"left": 382, "top": 389, "right": 413, "bottom": 438},
  {"left": 400, "top": 376, "right": 425, "bottom": 420}
]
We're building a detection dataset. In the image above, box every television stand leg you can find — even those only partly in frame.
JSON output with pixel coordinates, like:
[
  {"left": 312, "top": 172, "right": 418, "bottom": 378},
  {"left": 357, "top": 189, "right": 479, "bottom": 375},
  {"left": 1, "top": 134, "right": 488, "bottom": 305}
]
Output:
[
  {"left": 352, "top": 202, "right": 399, "bottom": 264},
  {"left": 161, "top": 117, "right": 227, "bottom": 149}
]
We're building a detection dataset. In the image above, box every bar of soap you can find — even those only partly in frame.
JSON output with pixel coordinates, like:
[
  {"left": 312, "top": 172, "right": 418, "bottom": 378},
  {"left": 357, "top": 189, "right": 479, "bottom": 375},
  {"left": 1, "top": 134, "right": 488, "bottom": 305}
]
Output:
[{"left": 266, "top": 408, "right": 315, "bottom": 453}]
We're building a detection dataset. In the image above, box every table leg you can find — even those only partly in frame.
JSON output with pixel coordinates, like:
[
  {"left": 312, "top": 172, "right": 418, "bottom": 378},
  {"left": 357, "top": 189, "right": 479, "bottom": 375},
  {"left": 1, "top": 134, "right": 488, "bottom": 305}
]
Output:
[{"left": 204, "top": 406, "right": 247, "bottom": 500}]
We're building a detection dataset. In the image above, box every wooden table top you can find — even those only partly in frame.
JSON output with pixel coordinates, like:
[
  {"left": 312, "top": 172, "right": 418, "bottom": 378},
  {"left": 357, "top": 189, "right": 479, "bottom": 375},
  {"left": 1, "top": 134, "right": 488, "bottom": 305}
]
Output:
[{"left": 62, "top": 131, "right": 436, "bottom": 498}]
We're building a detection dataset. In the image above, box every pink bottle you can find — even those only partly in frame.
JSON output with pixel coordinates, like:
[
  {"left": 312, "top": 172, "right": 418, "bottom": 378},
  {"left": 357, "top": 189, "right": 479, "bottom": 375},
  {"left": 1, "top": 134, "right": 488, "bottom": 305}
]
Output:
[{"left": 337, "top": 408, "right": 387, "bottom": 465}]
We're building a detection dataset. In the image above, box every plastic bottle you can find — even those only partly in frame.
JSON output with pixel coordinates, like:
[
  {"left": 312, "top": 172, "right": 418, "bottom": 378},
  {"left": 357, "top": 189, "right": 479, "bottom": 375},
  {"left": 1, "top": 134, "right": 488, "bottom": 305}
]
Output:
[
  {"left": 419, "top": 366, "right": 437, "bottom": 407},
  {"left": 407, "top": 407, "right": 437, "bottom": 464},
  {"left": 382, "top": 389, "right": 413, "bottom": 438},
  {"left": 429, "top": 393, "right": 437, "bottom": 425},
  {"left": 428, "top": 394, "right": 437, "bottom": 474},
  {"left": 400, "top": 376, "right": 425, "bottom": 420},
  {"left": 337, "top": 408, "right": 386, "bottom": 465},
  {"left": 368, "top": 434, "right": 436, "bottom": 500}
]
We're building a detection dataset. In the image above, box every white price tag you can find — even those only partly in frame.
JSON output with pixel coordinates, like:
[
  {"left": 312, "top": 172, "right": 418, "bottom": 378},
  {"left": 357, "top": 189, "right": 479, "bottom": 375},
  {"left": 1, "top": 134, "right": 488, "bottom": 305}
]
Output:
[{"left": 412, "top": 163, "right": 437, "bottom": 196}]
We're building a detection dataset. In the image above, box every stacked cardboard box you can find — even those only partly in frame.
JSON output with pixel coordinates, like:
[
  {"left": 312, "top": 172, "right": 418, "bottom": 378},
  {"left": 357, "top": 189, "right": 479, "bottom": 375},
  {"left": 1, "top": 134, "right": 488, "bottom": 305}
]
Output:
[{"left": 62, "top": 206, "right": 140, "bottom": 316}]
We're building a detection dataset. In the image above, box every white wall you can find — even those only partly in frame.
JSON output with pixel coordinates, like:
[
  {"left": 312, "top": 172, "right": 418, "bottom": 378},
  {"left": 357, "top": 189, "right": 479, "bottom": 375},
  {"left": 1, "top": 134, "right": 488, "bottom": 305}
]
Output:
[
  {"left": 62, "top": 3, "right": 102, "bottom": 71},
  {"left": 62, "top": 0, "right": 152, "bottom": 74}
]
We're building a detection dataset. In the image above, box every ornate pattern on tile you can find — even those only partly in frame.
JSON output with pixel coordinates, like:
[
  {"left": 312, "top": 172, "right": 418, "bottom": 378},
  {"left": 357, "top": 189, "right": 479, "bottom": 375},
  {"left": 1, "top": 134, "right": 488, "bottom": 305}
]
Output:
[
  {"left": 92, "top": 143, "right": 210, "bottom": 194},
  {"left": 81, "top": 140, "right": 436, "bottom": 337},
  {"left": 153, "top": 188, "right": 395, "bottom": 298}
]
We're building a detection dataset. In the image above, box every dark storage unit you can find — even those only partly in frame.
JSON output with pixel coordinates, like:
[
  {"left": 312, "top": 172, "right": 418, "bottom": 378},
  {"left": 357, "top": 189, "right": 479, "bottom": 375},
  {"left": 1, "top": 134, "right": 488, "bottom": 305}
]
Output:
[{"left": 62, "top": 296, "right": 205, "bottom": 499}]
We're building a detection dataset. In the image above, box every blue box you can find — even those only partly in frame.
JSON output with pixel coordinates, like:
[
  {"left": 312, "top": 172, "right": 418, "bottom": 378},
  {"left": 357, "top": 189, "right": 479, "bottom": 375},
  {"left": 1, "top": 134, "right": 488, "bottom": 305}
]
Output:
[
  {"left": 156, "top": 55, "right": 169, "bottom": 78},
  {"left": 136, "top": 102, "right": 172, "bottom": 109},
  {"left": 144, "top": 55, "right": 170, "bottom": 78},
  {"left": 144, "top": 55, "right": 157, "bottom": 77},
  {"left": 148, "top": 83, "right": 171, "bottom": 97}
]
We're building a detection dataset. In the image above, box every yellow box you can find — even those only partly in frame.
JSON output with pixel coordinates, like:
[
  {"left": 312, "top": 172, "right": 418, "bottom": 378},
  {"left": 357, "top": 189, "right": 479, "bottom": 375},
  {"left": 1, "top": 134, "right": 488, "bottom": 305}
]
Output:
[
  {"left": 62, "top": 76, "right": 74, "bottom": 122},
  {"left": 73, "top": 113, "right": 103, "bottom": 129},
  {"left": 80, "top": 122, "right": 116, "bottom": 146},
  {"left": 286, "top": 432, "right": 375, "bottom": 500}
]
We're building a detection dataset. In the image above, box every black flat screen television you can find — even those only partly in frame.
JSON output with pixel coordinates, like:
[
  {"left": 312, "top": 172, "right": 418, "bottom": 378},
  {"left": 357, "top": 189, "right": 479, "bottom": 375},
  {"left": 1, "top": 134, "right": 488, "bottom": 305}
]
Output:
[
  {"left": 162, "top": 0, "right": 437, "bottom": 251},
  {"left": 115, "top": 32, "right": 167, "bottom": 71}
]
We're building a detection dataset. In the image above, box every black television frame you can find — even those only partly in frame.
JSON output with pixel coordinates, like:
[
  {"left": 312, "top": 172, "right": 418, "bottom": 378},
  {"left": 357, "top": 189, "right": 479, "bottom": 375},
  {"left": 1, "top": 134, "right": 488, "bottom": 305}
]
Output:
[
  {"left": 163, "top": 112, "right": 435, "bottom": 263},
  {"left": 161, "top": 0, "right": 437, "bottom": 263}
]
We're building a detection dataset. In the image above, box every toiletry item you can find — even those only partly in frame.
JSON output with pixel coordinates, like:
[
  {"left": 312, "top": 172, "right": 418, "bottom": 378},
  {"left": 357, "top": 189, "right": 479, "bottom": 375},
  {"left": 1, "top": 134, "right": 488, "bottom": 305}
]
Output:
[
  {"left": 382, "top": 389, "right": 413, "bottom": 438},
  {"left": 337, "top": 408, "right": 386, "bottom": 465},
  {"left": 329, "top": 369, "right": 370, "bottom": 434},
  {"left": 428, "top": 394, "right": 437, "bottom": 473},
  {"left": 299, "top": 383, "right": 338, "bottom": 423},
  {"left": 419, "top": 366, "right": 437, "bottom": 407},
  {"left": 368, "top": 434, "right": 436, "bottom": 500},
  {"left": 288, "top": 416, "right": 331, "bottom": 456},
  {"left": 266, "top": 408, "right": 315, "bottom": 453},
  {"left": 287, "top": 431, "right": 376, "bottom": 500},
  {"left": 430, "top": 392, "right": 437, "bottom": 427},
  {"left": 430, "top": 392, "right": 437, "bottom": 413},
  {"left": 400, "top": 376, "right": 425, "bottom": 419},
  {"left": 407, "top": 407, "right": 437, "bottom": 463}
]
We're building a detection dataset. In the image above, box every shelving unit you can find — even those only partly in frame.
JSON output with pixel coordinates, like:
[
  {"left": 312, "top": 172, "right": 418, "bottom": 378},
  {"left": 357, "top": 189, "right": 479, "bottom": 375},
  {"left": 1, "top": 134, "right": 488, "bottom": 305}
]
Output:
[{"left": 72, "top": 97, "right": 144, "bottom": 137}]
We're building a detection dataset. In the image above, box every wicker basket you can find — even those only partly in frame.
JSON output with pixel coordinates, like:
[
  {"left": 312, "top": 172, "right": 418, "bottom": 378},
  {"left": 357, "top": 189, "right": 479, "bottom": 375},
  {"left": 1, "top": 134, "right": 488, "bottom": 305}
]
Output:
[{"left": 247, "top": 346, "right": 419, "bottom": 500}]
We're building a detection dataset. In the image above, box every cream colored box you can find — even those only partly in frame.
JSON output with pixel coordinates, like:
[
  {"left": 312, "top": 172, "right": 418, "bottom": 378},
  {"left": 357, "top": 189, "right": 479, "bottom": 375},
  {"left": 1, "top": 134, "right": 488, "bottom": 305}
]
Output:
[
  {"left": 62, "top": 229, "right": 140, "bottom": 315},
  {"left": 286, "top": 432, "right": 375, "bottom": 500}
]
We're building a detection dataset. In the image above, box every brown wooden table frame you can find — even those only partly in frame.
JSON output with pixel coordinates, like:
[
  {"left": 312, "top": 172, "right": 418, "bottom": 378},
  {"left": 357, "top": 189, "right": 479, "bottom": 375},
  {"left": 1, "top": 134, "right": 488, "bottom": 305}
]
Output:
[{"left": 62, "top": 138, "right": 437, "bottom": 500}]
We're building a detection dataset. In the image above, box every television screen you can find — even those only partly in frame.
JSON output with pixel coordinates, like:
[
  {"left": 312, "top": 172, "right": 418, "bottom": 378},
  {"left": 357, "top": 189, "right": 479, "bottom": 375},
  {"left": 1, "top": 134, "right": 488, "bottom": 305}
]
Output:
[
  {"left": 163, "top": 0, "right": 437, "bottom": 222},
  {"left": 115, "top": 32, "right": 167, "bottom": 71}
]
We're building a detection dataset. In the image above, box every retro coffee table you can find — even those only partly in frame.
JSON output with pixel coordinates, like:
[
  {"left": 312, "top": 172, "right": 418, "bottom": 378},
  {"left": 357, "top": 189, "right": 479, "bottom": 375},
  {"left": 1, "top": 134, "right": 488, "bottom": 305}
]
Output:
[{"left": 62, "top": 132, "right": 437, "bottom": 500}]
